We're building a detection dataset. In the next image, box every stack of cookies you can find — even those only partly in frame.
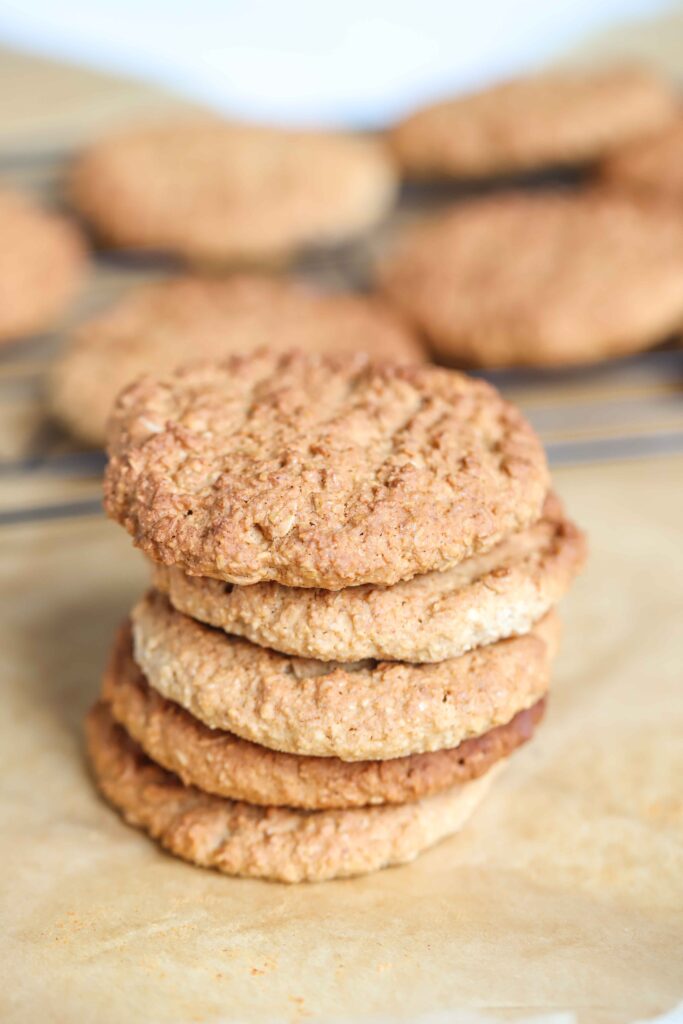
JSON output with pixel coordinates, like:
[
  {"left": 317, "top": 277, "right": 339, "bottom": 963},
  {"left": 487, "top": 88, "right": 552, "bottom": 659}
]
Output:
[{"left": 87, "top": 351, "right": 585, "bottom": 883}]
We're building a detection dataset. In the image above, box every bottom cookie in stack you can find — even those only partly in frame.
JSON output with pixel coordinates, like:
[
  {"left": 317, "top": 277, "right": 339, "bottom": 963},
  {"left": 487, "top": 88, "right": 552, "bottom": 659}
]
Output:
[
  {"left": 86, "top": 597, "right": 558, "bottom": 883},
  {"left": 87, "top": 705, "right": 507, "bottom": 885}
]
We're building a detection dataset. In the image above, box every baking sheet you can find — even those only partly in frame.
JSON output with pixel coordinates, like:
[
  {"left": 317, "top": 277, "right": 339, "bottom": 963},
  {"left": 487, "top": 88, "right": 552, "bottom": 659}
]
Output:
[{"left": 2, "top": 457, "right": 681, "bottom": 1024}]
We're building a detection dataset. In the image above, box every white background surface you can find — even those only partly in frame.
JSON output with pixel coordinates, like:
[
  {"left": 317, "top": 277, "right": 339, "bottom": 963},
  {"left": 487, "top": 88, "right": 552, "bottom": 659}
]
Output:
[{"left": 0, "top": 0, "right": 674, "bottom": 126}]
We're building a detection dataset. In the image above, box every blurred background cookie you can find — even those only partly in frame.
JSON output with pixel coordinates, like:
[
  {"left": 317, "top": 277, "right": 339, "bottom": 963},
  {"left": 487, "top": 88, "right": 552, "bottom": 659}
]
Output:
[
  {"left": 48, "top": 274, "right": 423, "bottom": 446},
  {"left": 0, "top": 187, "right": 86, "bottom": 345},
  {"left": 599, "top": 117, "right": 683, "bottom": 202},
  {"left": 68, "top": 119, "right": 398, "bottom": 263},
  {"left": 378, "top": 189, "right": 683, "bottom": 367},
  {"left": 389, "top": 67, "right": 677, "bottom": 179}
]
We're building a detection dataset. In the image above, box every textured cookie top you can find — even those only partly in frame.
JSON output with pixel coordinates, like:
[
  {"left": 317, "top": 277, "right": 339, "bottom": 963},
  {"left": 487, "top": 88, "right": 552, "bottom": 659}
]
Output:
[
  {"left": 103, "top": 621, "right": 544, "bottom": 810},
  {"left": 105, "top": 351, "right": 549, "bottom": 588},
  {"left": 390, "top": 67, "right": 676, "bottom": 178},
  {"left": 131, "top": 590, "right": 557, "bottom": 760},
  {"left": 154, "top": 493, "right": 585, "bottom": 662},
  {"left": 49, "top": 275, "right": 423, "bottom": 446},
  {"left": 69, "top": 119, "right": 397, "bottom": 262},
  {"left": 87, "top": 702, "right": 503, "bottom": 882},
  {"left": 379, "top": 190, "right": 683, "bottom": 367},
  {"left": 0, "top": 188, "right": 86, "bottom": 343},
  {"left": 600, "top": 117, "right": 683, "bottom": 201}
]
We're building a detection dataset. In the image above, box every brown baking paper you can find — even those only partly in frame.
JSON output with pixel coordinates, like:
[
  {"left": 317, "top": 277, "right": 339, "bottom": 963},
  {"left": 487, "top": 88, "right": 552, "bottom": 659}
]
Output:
[{"left": 1, "top": 457, "right": 682, "bottom": 1024}]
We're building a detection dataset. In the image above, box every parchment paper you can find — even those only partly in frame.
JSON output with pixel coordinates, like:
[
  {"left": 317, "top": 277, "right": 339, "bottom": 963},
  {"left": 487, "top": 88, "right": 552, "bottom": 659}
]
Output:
[{"left": 2, "top": 456, "right": 682, "bottom": 1024}]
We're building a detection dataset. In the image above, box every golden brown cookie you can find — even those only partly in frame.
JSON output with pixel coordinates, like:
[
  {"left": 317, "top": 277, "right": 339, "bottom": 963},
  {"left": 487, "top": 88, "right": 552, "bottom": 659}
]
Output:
[
  {"left": 68, "top": 119, "right": 397, "bottom": 263},
  {"left": 0, "top": 188, "right": 85, "bottom": 344},
  {"left": 600, "top": 117, "right": 683, "bottom": 202},
  {"left": 390, "top": 67, "right": 676, "bottom": 179},
  {"left": 131, "top": 590, "right": 558, "bottom": 761},
  {"left": 105, "top": 351, "right": 549, "bottom": 589},
  {"left": 154, "top": 492, "right": 584, "bottom": 663},
  {"left": 49, "top": 275, "right": 423, "bottom": 446},
  {"left": 86, "top": 702, "right": 504, "bottom": 882},
  {"left": 104, "top": 620, "right": 545, "bottom": 809},
  {"left": 378, "top": 190, "right": 683, "bottom": 367}
]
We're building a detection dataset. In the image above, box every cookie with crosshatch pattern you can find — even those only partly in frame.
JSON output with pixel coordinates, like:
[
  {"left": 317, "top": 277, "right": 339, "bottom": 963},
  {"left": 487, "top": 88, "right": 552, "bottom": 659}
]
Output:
[
  {"left": 390, "top": 67, "right": 677, "bottom": 179},
  {"left": 49, "top": 274, "right": 423, "bottom": 446},
  {"left": 104, "top": 350, "right": 550, "bottom": 589},
  {"left": 69, "top": 118, "right": 397, "bottom": 263},
  {"left": 378, "top": 189, "right": 683, "bottom": 367}
]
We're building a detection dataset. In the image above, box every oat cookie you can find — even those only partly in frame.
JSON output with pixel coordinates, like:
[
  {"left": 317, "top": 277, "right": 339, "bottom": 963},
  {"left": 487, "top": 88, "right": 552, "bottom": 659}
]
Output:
[
  {"left": 0, "top": 188, "right": 85, "bottom": 344},
  {"left": 49, "top": 275, "right": 423, "bottom": 446},
  {"left": 104, "top": 621, "right": 544, "bottom": 809},
  {"left": 105, "top": 351, "right": 549, "bottom": 588},
  {"left": 69, "top": 119, "right": 397, "bottom": 263},
  {"left": 131, "top": 590, "right": 557, "bottom": 761},
  {"left": 154, "top": 493, "right": 584, "bottom": 663},
  {"left": 390, "top": 67, "right": 676, "bottom": 179},
  {"left": 600, "top": 117, "right": 683, "bottom": 202},
  {"left": 379, "top": 190, "right": 683, "bottom": 367},
  {"left": 86, "top": 702, "right": 504, "bottom": 882}
]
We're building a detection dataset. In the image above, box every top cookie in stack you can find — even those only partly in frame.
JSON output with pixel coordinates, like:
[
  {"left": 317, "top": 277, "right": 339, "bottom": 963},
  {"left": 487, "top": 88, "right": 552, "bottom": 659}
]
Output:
[
  {"left": 104, "top": 350, "right": 550, "bottom": 588},
  {"left": 89, "top": 351, "right": 585, "bottom": 882}
]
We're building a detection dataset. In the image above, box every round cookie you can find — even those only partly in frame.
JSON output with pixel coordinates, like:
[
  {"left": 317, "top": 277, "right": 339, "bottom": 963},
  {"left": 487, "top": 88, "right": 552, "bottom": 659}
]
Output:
[
  {"left": 600, "top": 117, "right": 683, "bottom": 203},
  {"left": 104, "top": 621, "right": 545, "bottom": 809},
  {"left": 105, "top": 351, "right": 549, "bottom": 589},
  {"left": 154, "top": 492, "right": 584, "bottom": 663},
  {"left": 389, "top": 67, "right": 677, "bottom": 179},
  {"left": 0, "top": 188, "right": 85, "bottom": 344},
  {"left": 68, "top": 119, "right": 397, "bottom": 263},
  {"left": 86, "top": 702, "right": 504, "bottom": 883},
  {"left": 49, "top": 275, "right": 423, "bottom": 447},
  {"left": 131, "top": 590, "right": 558, "bottom": 761},
  {"left": 378, "top": 190, "right": 683, "bottom": 367}
]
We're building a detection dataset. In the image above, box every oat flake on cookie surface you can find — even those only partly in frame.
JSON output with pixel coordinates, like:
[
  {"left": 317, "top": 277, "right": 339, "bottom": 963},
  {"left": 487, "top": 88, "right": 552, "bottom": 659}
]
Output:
[{"left": 104, "top": 351, "right": 549, "bottom": 589}]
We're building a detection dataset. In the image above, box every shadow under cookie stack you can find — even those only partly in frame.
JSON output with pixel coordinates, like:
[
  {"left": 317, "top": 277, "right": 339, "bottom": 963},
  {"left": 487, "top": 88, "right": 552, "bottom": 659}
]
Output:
[{"left": 87, "top": 350, "right": 585, "bottom": 883}]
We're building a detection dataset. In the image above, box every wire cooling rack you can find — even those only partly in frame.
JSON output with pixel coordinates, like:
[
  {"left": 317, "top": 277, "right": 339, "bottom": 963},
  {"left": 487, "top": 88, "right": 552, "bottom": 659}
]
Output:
[{"left": 0, "top": 146, "right": 681, "bottom": 529}]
